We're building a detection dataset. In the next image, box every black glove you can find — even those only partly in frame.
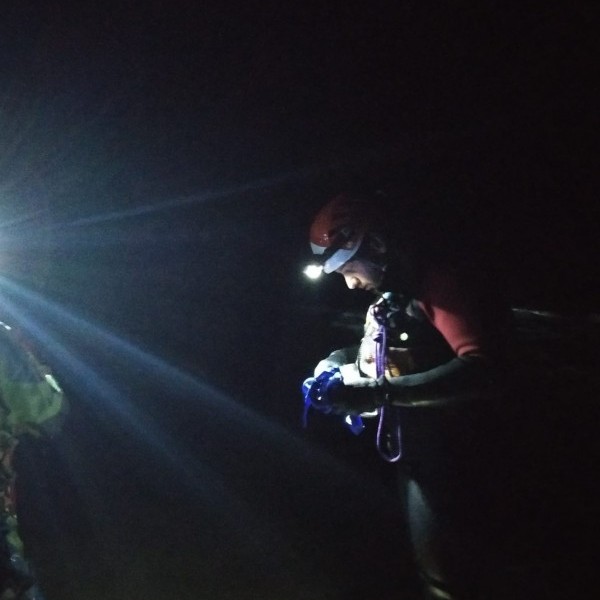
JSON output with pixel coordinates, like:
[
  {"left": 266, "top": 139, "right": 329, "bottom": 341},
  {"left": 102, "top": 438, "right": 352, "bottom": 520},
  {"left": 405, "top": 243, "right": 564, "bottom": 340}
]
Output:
[{"left": 327, "top": 381, "right": 384, "bottom": 415}]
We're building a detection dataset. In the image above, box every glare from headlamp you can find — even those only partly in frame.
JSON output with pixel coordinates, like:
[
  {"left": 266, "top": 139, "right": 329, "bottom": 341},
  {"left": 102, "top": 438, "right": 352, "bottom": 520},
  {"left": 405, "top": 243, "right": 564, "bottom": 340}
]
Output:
[{"left": 303, "top": 264, "right": 323, "bottom": 280}]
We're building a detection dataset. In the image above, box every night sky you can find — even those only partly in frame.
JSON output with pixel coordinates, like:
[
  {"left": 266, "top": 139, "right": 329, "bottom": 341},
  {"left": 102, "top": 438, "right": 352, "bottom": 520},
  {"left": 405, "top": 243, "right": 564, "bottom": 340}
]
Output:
[{"left": 1, "top": 2, "right": 599, "bottom": 599}]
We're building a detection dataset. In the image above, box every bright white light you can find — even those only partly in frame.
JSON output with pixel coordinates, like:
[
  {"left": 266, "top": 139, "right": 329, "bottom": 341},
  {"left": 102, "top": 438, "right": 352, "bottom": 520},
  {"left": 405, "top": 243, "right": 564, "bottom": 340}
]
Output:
[
  {"left": 45, "top": 373, "right": 63, "bottom": 393},
  {"left": 400, "top": 332, "right": 409, "bottom": 341},
  {"left": 303, "top": 264, "right": 323, "bottom": 280}
]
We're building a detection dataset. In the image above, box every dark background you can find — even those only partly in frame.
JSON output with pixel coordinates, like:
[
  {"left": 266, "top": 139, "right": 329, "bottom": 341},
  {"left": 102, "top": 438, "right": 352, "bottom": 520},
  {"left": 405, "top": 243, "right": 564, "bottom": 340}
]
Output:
[{"left": 0, "top": 2, "right": 598, "bottom": 599}]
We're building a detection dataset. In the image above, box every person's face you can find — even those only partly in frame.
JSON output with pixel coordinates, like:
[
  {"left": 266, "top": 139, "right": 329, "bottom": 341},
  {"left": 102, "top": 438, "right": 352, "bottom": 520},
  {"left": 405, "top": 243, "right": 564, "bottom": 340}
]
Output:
[{"left": 336, "top": 258, "right": 385, "bottom": 291}]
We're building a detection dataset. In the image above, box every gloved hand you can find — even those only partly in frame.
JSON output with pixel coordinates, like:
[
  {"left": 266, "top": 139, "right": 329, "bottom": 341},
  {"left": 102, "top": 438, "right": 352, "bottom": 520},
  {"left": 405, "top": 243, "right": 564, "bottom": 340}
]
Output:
[
  {"left": 302, "top": 367, "right": 344, "bottom": 414},
  {"left": 303, "top": 364, "right": 383, "bottom": 411},
  {"left": 313, "top": 347, "right": 359, "bottom": 377},
  {"left": 327, "top": 364, "right": 385, "bottom": 415},
  {"left": 327, "top": 381, "right": 383, "bottom": 415},
  {"left": 338, "top": 363, "right": 383, "bottom": 388},
  {"left": 302, "top": 367, "right": 369, "bottom": 435}
]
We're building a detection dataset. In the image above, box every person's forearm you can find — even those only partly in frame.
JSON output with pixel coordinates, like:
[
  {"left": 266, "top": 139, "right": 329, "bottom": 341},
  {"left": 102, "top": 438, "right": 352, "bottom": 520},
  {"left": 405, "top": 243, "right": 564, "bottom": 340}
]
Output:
[{"left": 386, "top": 354, "right": 494, "bottom": 404}]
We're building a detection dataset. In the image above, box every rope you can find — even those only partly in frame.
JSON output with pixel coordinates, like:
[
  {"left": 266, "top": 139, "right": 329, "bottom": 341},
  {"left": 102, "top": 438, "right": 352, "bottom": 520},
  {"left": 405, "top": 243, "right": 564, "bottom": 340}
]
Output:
[{"left": 371, "top": 300, "right": 402, "bottom": 462}]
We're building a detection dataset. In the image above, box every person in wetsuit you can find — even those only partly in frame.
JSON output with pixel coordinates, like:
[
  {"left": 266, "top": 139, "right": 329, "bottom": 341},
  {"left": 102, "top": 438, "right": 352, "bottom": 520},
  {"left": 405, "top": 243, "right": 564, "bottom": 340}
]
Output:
[{"left": 305, "top": 192, "right": 512, "bottom": 599}]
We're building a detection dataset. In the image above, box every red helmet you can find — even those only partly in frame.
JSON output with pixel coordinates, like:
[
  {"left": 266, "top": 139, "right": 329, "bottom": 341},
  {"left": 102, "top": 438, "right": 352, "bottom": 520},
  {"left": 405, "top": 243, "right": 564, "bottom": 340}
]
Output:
[{"left": 309, "top": 194, "right": 371, "bottom": 273}]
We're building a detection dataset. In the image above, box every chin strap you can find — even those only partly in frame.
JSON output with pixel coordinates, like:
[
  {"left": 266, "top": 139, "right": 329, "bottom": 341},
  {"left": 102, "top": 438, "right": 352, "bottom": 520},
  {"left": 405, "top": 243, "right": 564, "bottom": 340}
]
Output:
[{"left": 371, "top": 297, "right": 403, "bottom": 462}]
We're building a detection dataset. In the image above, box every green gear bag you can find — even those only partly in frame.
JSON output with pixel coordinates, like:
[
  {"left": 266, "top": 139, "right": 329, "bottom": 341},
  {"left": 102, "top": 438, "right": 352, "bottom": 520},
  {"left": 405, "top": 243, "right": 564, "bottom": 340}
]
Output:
[{"left": 0, "top": 323, "right": 66, "bottom": 437}]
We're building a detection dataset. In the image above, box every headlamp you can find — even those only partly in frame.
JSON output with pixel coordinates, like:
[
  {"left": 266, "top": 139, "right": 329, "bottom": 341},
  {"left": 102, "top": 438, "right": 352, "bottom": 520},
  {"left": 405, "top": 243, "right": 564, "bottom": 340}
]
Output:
[{"left": 303, "top": 264, "right": 324, "bottom": 280}]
